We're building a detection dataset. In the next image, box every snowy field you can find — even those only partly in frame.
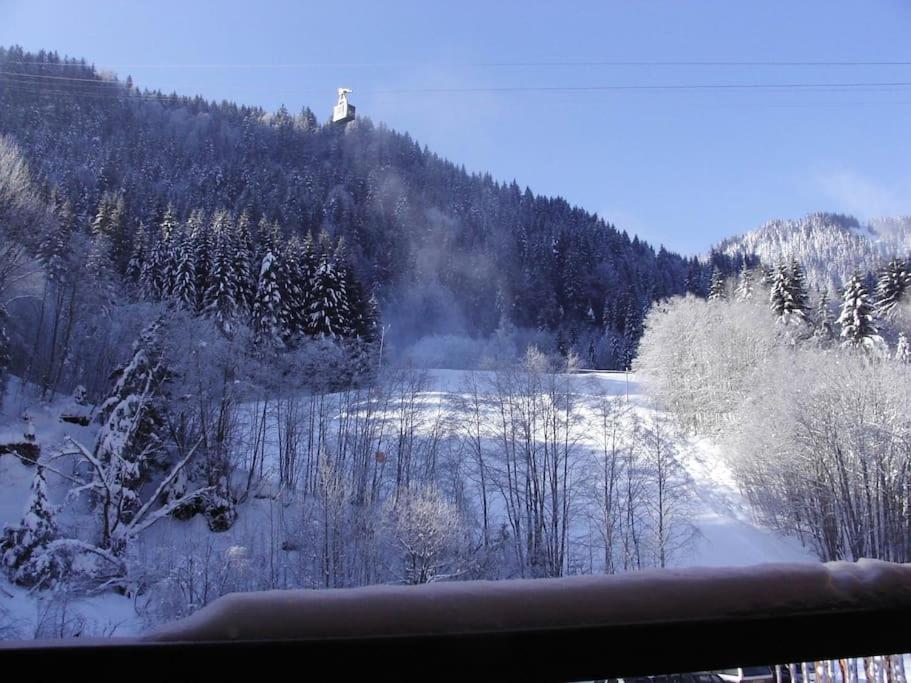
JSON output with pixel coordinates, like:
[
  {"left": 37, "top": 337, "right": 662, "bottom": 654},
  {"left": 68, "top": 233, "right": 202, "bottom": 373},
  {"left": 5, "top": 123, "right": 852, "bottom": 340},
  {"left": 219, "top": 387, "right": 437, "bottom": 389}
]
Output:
[
  {"left": 420, "top": 369, "right": 815, "bottom": 568},
  {"left": 0, "top": 369, "right": 815, "bottom": 639}
]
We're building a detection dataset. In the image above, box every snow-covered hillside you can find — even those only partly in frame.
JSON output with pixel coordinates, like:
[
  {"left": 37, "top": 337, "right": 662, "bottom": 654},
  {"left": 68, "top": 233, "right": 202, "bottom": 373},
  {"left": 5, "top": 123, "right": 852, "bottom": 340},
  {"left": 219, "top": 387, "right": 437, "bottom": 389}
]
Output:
[
  {"left": 424, "top": 370, "right": 814, "bottom": 569},
  {"left": 0, "top": 369, "right": 816, "bottom": 639},
  {"left": 717, "top": 212, "right": 911, "bottom": 292}
]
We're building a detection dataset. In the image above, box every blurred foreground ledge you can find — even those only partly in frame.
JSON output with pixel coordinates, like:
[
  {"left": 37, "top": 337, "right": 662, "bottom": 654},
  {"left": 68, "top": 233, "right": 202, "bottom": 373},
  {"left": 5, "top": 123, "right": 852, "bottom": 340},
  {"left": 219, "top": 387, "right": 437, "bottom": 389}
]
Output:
[{"left": 2, "top": 560, "right": 910, "bottom": 681}]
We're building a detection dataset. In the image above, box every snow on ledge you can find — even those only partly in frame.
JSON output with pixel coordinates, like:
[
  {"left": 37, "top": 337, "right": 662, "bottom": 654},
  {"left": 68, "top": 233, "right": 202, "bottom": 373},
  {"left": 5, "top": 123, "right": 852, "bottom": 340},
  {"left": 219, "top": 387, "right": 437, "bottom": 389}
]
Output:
[{"left": 147, "top": 560, "right": 911, "bottom": 643}]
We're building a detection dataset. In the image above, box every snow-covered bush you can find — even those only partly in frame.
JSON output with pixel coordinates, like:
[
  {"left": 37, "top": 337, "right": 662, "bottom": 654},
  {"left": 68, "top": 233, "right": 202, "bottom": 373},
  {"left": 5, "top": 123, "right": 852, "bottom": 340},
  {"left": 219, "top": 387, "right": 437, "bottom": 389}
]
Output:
[
  {"left": 634, "top": 295, "right": 782, "bottom": 433},
  {"left": 726, "top": 349, "right": 911, "bottom": 561},
  {"left": 383, "top": 486, "right": 465, "bottom": 584},
  {"left": 637, "top": 288, "right": 911, "bottom": 563},
  {"left": 0, "top": 466, "right": 67, "bottom": 589}
]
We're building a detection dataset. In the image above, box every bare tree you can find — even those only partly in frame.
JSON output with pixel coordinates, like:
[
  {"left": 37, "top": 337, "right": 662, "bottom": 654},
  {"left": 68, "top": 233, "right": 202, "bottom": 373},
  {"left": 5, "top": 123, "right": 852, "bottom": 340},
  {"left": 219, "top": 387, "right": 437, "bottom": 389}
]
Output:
[{"left": 385, "top": 486, "right": 463, "bottom": 584}]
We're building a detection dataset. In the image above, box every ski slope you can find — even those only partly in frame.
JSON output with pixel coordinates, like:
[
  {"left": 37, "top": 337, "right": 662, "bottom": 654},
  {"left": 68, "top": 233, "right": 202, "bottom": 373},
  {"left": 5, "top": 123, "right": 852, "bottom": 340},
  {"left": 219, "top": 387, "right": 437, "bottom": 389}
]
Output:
[{"left": 423, "top": 369, "right": 816, "bottom": 568}]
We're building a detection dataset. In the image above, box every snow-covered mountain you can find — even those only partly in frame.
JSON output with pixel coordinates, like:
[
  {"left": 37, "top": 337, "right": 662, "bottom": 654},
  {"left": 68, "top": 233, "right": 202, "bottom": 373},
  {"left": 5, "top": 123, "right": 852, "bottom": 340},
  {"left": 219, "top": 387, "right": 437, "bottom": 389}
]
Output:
[{"left": 717, "top": 212, "right": 911, "bottom": 293}]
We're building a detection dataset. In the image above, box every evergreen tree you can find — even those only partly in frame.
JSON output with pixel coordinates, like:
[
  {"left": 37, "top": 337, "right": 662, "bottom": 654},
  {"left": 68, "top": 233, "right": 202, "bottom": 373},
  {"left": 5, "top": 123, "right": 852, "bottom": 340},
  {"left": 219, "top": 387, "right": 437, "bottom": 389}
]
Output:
[
  {"left": 89, "top": 194, "right": 113, "bottom": 244},
  {"left": 770, "top": 259, "right": 808, "bottom": 324},
  {"left": 39, "top": 196, "right": 74, "bottom": 285},
  {"left": 734, "top": 264, "right": 754, "bottom": 302},
  {"left": 252, "top": 250, "right": 285, "bottom": 348},
  {"left": 769, "top": 263, "right": 791, "bottom": 320},
  {"left": 331, "top": 237, "right": 356, "bottom": 337},
  {"left": 347, "top": 289, "right": 381, "bottom": 381},
  {"left": 158, "top": 204, "right": 180, "bottom": 295},
  {"left": 126, "top": 225, "right": 147, "bottom": 286},
  {"left": 140, "top": 235, "right": 165, "bottom": 300},
  {"left": 108, "top": 193, "right": 131, "bottom": 275},
  {"left": 0, "top": 466, "right": 64, "bottom": 589},
  {"left": 786, "top": 257, "right": 809, "bottom": 316},
  {"left": 171, "top": 229, "right": 197, "bottom": 311},
  {"left": 307, "top": 250, "right": 351, "bottom": 339},
  {"left": 232, "top": 211, "right": 256, "bottom": 315},
  {"left": 203, "top": 216, "right": 239, "bottom": 334},
  {"left": 895, "top": 332, "right": 910, "bottom": 363},
  {"left": 95, "top": 320, "right": 170, "bottom": 540},
  {"left": 189, "top": 209, "right": 214, "bottom": 310},
  {"left": 278, "top": 236, "right": 307, "bottom": 344},
  {"left": 142, "top": 205, "right": 179, "bottom": 299},
  {"left": 88, "top": 192, "right": 131, "bottom": 276},
  {"left": 837, "top": 271, "right": 883, "bottom": 352},
  {"left": 875, "top": 257, "right": 911, "bottom": 319},
  {"left": 812, "top": 288, "right": 836, "bottom": 344},
  {"left": 257, "top": 217, "right": 282, "bottom": 257},
  {"left": 708, "top": 269, "right": 726, "bottom": 301}
]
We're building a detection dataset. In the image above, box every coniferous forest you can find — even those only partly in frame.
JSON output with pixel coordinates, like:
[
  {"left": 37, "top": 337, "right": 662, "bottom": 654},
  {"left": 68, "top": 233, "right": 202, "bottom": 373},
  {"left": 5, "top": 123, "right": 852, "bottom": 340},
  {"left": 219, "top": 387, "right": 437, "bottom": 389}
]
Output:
[{"left": 0, "top": 46, "right": 723, "bottom": 374}]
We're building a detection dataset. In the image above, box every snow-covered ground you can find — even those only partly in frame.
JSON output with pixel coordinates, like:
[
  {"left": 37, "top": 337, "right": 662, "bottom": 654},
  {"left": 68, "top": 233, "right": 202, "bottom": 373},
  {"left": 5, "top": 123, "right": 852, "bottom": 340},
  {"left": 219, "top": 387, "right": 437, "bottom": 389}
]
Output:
[
  {"left": 0, "top": 369, "right": 815, "bottom": 639},
  {"left": 422, "top": 369, "right": 815, "bottom": 569},
  {"left": 681, "top": 437, "right": 813, "bottom": 567}
]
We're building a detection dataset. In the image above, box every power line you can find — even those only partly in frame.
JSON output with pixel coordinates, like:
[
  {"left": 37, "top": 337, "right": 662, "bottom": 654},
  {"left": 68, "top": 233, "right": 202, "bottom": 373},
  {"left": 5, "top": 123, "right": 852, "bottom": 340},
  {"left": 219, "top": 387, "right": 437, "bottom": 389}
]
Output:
[
  {"left": 4, "top": 59, "right": 911, "bottom": 69},
  {"left": 363, "top": 82, "right": 911, "bottom": 94},
  {"left": 5, "top": 80, "right": 911, "bottom": 111},
  {"left": 2, "top": 71, "right": 125, "bottom": 85},
  {"left": 5, "top": 71, "right": 911, "bottom": 95}
]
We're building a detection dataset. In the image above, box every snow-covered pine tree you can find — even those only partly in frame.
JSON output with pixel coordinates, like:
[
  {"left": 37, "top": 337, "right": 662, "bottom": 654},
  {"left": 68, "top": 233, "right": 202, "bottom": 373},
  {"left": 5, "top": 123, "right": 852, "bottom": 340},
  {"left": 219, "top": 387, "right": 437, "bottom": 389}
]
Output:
[
  {"left": 126, "top": 225, "right": 147, "bottom": 286},
  {"left": 331, "top": 237, "right": 356, "bottom": 337},
  {"left": 89, "top": 194, "right": 113, "bottom": 245},
  {"left": 348, "top": 289, "right": 381, "bottom": 381},
  {"left": 251, "top": 250, "right": 285, "bottom": 348},
  {"left": 88, "top": 192, "right": 131, "bottom": 275},
  {"left": 94, "top": 319, "right": 170, "bottom": 542},
  {"left": 141, "top": 205, "right": 179, "bottom": 299},
  {"left": 278, "top": 236, "right": 307, "bottom": 345},
  {"left": 786, "top": 257, "right": 809, "bottom": 317},
  {"left": 107, "top": 193, "right": 131, "bottom": 275},
  {"left": 812, "top": 288, "right": 836, "bottom": 344},
  {"left": 299, "top": 230, "right": 318, "bottom": 304},
  {"left": 189, "top": 209, "right": 214, "bottom": 310},
  {"left": 307, "top": 248, "right": 351, "bottom": 339},
  {"left": 769, "top": 262, "right": 792, "bottom": 320},
  {"left": 0, "top": 465, "right": 65, "bottom": 589},
  {"left": 203, "top": 216, "right": 239, "bottom": 334},
  {"left": 171, "top": 228, "right": 197, "bottom": 311},
  {"left": 708, "top": 268, "right": 726, "bottom": 301},
  {"left": 875, "top": 257, "right": 911, "bottom": 319},
  {"left": 159, "top": 205, "right": 180, "bottom": 295},
  {"left": 256, "top": 217, "right": 283, "bottom": 257},
  {"left": 39, "top": 195, "right": 74, "bottom": 285},
  {"left": 87, "top": 194, "right": 122, "bottom": 290},
  {"left": 734, "top": 263, "right": 754, "bottom": 301},
  {"left": 140, "top": 240, "right": 163, "bottom": 300},
  {"left": 895, "top": 332, "right": 910, "bottom": 363},
  {"left": 837, "top": 271, "right": 884, "bottom": 352},
  {"left": 232, "top": 211, "right": 256, "bottom": 315},
  {"left": 769, "top": 259, "right": 808, "bottom": 325}
]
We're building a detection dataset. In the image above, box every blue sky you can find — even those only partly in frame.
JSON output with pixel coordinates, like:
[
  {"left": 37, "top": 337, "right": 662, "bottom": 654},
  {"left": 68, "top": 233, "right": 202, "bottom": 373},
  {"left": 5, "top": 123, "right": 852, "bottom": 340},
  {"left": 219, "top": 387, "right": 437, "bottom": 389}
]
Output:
[{"left": 2, "top": 0, "right": 910, "bottom": 254}]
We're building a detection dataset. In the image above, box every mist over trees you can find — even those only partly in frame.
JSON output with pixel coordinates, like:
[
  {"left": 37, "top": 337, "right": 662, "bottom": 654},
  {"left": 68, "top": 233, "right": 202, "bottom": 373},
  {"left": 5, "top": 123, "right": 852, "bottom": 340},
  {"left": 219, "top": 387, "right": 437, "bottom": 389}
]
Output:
[{"left": 0, "top": 46, "right": 720, "bottom": 369}]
